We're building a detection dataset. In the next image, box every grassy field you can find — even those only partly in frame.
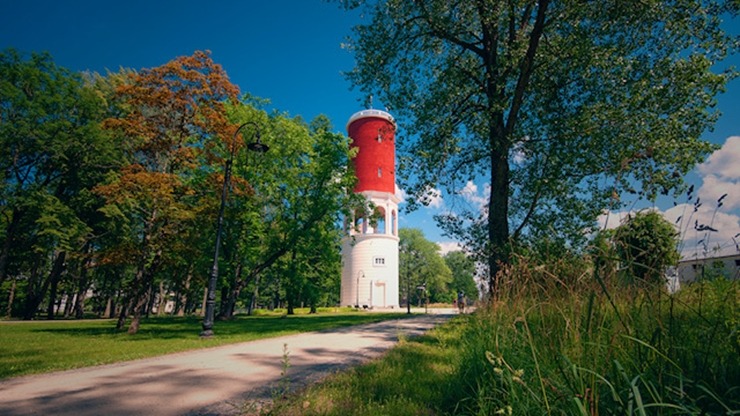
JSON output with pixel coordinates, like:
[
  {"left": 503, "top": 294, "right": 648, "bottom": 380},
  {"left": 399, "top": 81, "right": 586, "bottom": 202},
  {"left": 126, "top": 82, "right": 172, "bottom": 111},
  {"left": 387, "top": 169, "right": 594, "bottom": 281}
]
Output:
[
  {"left": 267, "top": 278, "right": 739, "bottom": 415},
  {"left": 0, "top": 308, "right": 408, "bottom": 379},
  {"left": 2, "top": 280, "right": 737, "bottom": 415}
]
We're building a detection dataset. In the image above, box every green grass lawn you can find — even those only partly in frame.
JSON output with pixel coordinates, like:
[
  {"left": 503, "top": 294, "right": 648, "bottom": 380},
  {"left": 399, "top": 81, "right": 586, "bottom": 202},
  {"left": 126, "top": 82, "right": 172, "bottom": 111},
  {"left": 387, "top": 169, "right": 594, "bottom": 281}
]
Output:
[{"left": 0, "top": 309, "right": 409, "bottom": 379}]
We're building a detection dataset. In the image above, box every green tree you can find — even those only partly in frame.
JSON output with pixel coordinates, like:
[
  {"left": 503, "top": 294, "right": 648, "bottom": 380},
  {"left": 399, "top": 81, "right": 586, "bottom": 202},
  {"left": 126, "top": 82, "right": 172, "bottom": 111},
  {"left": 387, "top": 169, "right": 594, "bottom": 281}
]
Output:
[
  {"left": 613, "top": 210, "right": 680, "bottom": 287},
  {"left": 97, "top": 51, "right": 238, "bottom": 334},
  {"left": 399, "top": 228, "right": 452, "bottom": 305},
  {"left": 0, "top": 49, "right": 116, "bottom": 319},
  {"left": 444, "top": 250, "right": 479, "bottom": 302},
  {"left": 340, "top": 0, "right": 735, "bottom": 296},
  {"left": 217, "top": 110, "right": 358, "bottom": 317}
]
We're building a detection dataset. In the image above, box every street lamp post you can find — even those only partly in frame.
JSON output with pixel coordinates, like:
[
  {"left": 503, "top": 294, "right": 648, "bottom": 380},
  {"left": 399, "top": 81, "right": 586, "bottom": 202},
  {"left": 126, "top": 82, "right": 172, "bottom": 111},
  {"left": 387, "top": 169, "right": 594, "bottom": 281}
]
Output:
[
  {"left": 406, "top": 252, "right": 411, "bottom": 314},
  {"left": 404, "top": 248, "right": 417, "bottom": 315},
  {"left": 201, "top": 121, "right": 268, "bottom": 338}
]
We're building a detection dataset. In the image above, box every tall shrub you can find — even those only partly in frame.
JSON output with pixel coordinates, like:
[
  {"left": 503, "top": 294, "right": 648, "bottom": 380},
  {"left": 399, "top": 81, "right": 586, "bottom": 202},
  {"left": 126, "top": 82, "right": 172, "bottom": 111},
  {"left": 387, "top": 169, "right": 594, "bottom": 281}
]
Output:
[{"left": 613, "top": 211, "right": 680, "bottom": 287}]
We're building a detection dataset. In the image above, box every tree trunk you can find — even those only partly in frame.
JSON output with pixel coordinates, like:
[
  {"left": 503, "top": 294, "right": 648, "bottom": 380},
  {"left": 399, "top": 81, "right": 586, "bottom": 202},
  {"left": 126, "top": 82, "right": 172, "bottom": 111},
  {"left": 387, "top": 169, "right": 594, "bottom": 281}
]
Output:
[
  {"left": 200, "top": 286, "right": 208, "bottom": 317},
  {"left": 175, "top": 267, "right": 192, "bottom": 317},
  {"left": 127, "top": 262, "right": 159, "bottom": 334},
  {"left": 218, "top": 284, "right": 229, "bottom": 318},
  {"left": 63, "top": 290, "right": 74, "bottom": 318},
  {"left": 116, "top": 298, "right": 130, "bottom": 330},
  {"left": 487, "top": 144, "right": 510, "bottom": 298},
  {"left": 0, "top": 208, "right": 22, "bottom": 286},
  {"left": 222, "top": 262, "right": 244, "bottom": 319},
  {"left": 286, "top": 249, "right": 298, "bottom": 315},
  {"left": 46, "top": 252, "right": 66, "bottom": 320},
  {"left": 73, "top": 285, "right": 87, "bottom": 319},
  {"left": 24, "top": 251, "right": 65, "bottom": 320},
  {"left": 248, "top": 274, "right": 260, "bottom": 316},
  {"left": 127, "top": 285, "right": 151, "bottom": 335},
  {"left": 22, "top": 258, "right": 42, "bottom": 320},
  {"left": 104, "top": 297, "right": 112, "bottom": 318},
  {"left": 145, "top": 281, "right": 156, "bottom": 318},
  {"left": 6, "top": 276, "right": 17, "bottom": 318},
  {"left": 156, "top": 281, "right": 167, "bottom": 316},
  {"left": 73, "top": 251, "right": 92, "bottom": 319}
]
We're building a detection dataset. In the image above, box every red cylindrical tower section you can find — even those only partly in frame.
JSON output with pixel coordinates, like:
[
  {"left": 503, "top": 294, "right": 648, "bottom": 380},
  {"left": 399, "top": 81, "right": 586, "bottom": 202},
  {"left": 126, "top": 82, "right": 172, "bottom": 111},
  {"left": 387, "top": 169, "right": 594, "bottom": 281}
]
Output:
[{"left": 347, "top": 109, "right": 396, "bottom": 194}]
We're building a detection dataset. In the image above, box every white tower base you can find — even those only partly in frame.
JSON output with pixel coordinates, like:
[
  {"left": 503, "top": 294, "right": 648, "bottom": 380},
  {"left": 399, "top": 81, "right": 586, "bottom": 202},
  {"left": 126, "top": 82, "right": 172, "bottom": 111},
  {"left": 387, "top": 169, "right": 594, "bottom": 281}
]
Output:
[{"left": 341, "top": 191, "right": 400, "bottom": 308}]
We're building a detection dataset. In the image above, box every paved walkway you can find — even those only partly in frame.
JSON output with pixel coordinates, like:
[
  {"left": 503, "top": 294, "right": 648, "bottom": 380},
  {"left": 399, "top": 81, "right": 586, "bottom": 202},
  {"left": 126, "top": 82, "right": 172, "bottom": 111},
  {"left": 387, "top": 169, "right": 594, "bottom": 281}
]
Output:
[{"left": 0, "top": 311, "right": 455, "bottom": 416}]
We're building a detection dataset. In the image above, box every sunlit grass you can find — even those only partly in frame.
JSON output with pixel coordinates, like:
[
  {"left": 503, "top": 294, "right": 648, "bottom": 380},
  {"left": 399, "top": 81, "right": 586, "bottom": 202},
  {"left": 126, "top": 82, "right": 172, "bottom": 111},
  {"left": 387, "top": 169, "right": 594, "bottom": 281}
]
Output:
[
  {"left": 265, "top": 278, "right": 739, "bottom": 415},
  {"left": 0, "top": 309, "right": 408, "bottom": 379},
  {"left": 265, "top": 315, "right": 471, "bottom": 415}
]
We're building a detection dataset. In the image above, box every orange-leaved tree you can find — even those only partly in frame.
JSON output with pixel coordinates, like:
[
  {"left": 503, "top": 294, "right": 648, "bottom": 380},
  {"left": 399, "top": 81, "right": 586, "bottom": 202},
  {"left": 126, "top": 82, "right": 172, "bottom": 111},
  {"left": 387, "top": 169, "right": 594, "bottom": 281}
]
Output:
[{"left": 96, "top": 51, "right": 239, "bottom": 334}]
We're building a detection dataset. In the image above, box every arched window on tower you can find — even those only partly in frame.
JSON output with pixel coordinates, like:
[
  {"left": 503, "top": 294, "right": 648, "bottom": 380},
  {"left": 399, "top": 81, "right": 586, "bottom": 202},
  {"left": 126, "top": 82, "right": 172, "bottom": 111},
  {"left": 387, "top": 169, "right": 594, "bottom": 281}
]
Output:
[
  {"left": 372, "top": 206, "right": 386, "bottom": 234},
  {"left": 354, "top": 209, "right": 367, "bottom": 234}
]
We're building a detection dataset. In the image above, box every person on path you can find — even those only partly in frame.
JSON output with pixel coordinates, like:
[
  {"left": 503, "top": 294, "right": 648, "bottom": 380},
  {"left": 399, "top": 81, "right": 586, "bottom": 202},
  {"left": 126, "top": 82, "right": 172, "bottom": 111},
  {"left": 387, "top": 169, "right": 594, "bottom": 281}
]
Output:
[{"left": 457, "top": 291, "right": 465, "bottom": 314}]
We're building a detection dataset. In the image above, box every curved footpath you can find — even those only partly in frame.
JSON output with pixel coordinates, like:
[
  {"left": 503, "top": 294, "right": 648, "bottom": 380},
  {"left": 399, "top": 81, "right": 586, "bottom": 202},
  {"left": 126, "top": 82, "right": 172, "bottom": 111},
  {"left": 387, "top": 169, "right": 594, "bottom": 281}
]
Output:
[{"left": 0, "top": 311, "right": 455, "bottom": 416}]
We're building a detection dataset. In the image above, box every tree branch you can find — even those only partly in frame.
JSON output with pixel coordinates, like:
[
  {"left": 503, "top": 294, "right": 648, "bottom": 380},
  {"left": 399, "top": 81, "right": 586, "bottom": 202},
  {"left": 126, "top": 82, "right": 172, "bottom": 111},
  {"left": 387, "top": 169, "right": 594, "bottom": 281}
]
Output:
[{"left": 505, "top": 0, "right": 549, "bottom": 136}]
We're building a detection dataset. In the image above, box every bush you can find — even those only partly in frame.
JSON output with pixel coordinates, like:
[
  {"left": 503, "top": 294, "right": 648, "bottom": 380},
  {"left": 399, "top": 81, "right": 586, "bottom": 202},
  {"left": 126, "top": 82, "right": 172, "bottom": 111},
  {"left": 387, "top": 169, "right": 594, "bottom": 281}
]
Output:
[{"left": 613, "top": 211, "right": 680, "bottom": 288}]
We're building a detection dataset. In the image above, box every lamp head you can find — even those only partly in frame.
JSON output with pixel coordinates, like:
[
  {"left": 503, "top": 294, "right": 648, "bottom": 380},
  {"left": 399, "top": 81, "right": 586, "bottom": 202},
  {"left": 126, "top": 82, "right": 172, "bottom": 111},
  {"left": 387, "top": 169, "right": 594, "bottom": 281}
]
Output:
[
  {"left": 247, "top": 140, "right": 269, "bottom": 153},
  {"left": 247, "top": 131, "right": 269, "bottom": 153}
]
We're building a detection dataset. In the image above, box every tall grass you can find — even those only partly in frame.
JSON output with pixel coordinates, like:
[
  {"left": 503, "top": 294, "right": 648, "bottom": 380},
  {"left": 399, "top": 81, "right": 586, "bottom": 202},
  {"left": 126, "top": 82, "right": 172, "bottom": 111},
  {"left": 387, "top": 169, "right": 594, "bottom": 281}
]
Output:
[
  {"left": 454, "top": 254, "right": 739, "bottom": 415},
  {"left": 266, "top": 253, "right": 737, "bottom": 415}
]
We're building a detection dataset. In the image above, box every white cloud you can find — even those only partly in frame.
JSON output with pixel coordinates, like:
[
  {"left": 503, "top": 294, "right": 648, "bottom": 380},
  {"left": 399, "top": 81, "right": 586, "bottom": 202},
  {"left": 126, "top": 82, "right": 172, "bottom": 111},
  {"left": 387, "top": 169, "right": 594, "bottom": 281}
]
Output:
[
  {"left": 459, "top": 180, "right": 489, "bottom": 211},
  {"left": 597, "top": 205, "right": 740, "bottom": 258},
  {"left": 460, "top": 181, "right": 478, "bottom": 195},
  {"left": 698, "top": 136, "right": 740, "bottom": 179},
  {"left": 424, "top": 187, "right": 444, "bottom": 209},
  {"left": 437, "top": 241, "right": 463, "bottom": 255},
  {"left": 596, "top": 209, "right": 642, "bottom": 231},
  {"left": 692, "top": 136, "right": 740, "bottom": 213},
  {"left": 664, "top": 203, "right": 740, "bottom": 257},
  {"left": 697, "top": 175, "right": 740, "bottom": 211},
  {"left": 395, "top": 184, "right": 407, "bottom": 203}
]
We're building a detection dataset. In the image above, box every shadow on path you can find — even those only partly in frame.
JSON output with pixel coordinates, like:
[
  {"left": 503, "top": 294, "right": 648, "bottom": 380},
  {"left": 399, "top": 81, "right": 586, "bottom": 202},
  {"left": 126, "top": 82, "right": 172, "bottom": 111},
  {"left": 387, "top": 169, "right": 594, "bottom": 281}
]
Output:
[{"left": 0, "top": 314, "right": 453, "bottom": 416}]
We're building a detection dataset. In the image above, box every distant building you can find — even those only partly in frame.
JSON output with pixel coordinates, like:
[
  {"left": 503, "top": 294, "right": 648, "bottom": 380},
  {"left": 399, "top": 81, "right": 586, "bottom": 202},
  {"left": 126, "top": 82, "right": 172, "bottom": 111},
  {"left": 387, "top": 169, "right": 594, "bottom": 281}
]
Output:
[{"left": 677, "top": 253, "right": 740, "bottom": 283}]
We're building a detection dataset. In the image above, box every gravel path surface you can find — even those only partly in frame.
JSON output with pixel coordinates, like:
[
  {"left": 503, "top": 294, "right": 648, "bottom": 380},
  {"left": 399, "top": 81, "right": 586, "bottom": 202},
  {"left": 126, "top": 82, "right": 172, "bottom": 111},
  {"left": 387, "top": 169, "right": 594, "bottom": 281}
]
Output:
[{"left": 0, "top": 311, "right": 455, "bottom": 415}]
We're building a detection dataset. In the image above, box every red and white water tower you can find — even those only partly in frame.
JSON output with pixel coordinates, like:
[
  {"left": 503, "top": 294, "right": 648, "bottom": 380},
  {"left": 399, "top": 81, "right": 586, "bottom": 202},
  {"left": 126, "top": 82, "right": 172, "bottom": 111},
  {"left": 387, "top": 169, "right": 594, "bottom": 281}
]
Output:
[{"left": 340, "top": 109, "right": 400, "bottom": 308}]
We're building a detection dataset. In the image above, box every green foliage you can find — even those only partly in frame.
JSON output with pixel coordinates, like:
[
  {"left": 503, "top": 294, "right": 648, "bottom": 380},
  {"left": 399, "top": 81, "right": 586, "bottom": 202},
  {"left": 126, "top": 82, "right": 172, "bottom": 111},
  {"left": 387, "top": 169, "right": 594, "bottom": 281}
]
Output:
[
  {"left": 613, "top": 211, "right": 680, "bottom": 287},
  {"left": 341, "top": 0, "right": 735, "bottom": 294},
  {"left": 399, "top": 228, "right": 452, "bottom": 305},
  {"left": 0, "top": 49, "right": 359, "bottom": 328},
  {"left": 443, "top": 250, "right": 479, "bottom": 302},
  {"left": 219, "top": 107, "right": 357, "bottom": 317},
  {"left": 0, "top": 48, "right": 118, "bottom": 319}
]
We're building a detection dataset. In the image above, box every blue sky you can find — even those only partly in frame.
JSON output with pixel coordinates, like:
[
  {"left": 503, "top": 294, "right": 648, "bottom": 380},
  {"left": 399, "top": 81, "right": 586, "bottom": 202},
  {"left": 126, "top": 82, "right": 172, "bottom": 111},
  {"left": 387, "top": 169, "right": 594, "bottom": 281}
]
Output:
[{"left": 1, "top": 0, "right": 738, "bottom": 255}]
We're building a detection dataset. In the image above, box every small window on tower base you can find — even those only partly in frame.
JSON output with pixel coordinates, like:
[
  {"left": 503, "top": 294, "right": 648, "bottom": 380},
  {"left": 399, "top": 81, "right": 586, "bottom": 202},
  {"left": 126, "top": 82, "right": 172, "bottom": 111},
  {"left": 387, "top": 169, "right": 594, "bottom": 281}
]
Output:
[{"left": 373, "top": 257, "right": 386, "bottom": 267}]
